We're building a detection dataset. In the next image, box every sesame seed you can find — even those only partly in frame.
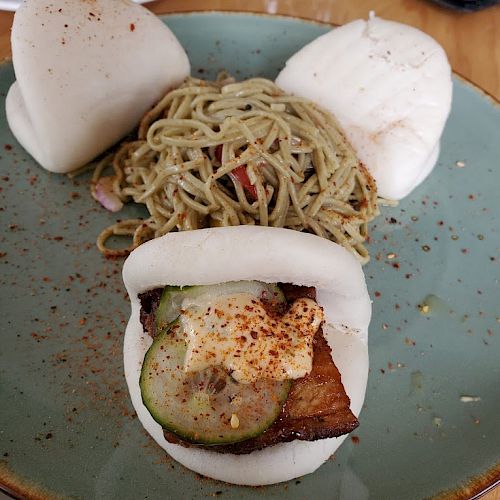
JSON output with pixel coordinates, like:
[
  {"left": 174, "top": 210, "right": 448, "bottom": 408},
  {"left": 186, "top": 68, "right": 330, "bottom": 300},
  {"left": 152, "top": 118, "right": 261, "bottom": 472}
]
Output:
[{"left": 230, "top": 413, "right": 240, "bottom": 429}]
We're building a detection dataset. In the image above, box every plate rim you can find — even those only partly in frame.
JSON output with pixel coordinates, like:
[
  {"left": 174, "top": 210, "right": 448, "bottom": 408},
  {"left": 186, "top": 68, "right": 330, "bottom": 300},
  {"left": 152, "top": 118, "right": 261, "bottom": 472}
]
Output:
[{"left": 0, "top": 9, "right": 499, "bottom": 500}]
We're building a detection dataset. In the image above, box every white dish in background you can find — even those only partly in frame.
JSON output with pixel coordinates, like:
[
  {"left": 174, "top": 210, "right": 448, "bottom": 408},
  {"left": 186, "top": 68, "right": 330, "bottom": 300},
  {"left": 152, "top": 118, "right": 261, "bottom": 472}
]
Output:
[{"left": 0, "top": 0, "right": 150, "bottom": 11}]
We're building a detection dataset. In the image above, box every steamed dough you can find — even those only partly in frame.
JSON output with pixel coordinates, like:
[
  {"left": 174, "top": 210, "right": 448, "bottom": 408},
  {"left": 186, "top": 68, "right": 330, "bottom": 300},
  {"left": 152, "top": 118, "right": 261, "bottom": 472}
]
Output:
[
  {"left": 122, "top": 226, "right": 370, "bottom": 485},
  {"left": 6, "top": 0, "right": 190, "bottom": 173},
  {"left": 276, "top": 15, "right": 452, "bottom": 200}
]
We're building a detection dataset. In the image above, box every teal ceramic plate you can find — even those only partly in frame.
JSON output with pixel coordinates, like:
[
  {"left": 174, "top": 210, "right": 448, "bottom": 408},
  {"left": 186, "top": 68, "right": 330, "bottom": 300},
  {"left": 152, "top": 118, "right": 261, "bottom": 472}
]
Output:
[{"left": 1, "top": 12, "right": 499, "bottom": 500}]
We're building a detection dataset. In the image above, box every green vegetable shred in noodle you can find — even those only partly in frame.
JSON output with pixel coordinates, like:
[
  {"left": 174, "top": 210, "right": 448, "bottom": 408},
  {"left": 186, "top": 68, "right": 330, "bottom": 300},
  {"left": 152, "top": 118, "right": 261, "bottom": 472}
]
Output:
[{"left": 92, "top": 74, "right": 379, "bottom": 263}]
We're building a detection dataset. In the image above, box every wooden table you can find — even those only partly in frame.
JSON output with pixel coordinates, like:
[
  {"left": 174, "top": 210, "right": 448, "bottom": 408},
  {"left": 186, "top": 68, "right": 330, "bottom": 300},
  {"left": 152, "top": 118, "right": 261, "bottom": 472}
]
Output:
[{"left": 0, "top": 1, "right": 498, "bottom": 499}]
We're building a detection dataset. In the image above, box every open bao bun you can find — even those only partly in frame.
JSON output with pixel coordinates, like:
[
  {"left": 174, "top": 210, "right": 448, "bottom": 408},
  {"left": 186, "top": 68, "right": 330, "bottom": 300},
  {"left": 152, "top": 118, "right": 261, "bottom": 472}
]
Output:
[{"left": 123, "top": 226, "right": 370, "bottom": 485}]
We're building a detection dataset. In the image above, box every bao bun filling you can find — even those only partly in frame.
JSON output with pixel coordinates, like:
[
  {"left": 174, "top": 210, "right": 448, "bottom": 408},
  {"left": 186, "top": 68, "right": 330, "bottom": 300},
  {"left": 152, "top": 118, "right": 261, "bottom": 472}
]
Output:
[{"left": 138, "top": 282, "right": 358, "bottom": 454}]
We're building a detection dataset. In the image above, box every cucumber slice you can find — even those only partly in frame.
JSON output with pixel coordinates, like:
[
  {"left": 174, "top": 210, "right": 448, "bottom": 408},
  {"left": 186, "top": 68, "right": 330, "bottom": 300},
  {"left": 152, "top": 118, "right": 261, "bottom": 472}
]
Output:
[
  {"left": 140, "top": 323, "right": 291, "bottom": 445},
  {"left": 156, "top": 281, "right": 284, "bottom": 335}
]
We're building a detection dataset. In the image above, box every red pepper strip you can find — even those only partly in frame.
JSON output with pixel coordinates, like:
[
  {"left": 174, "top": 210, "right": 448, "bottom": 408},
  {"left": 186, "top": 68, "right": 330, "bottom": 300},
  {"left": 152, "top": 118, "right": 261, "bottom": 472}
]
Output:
[
  {"left": 214, "top": 144, "right": 258, "bottom": 202},
  {"left": 230, "top": 165, "right": 258, "bottom": 202}
]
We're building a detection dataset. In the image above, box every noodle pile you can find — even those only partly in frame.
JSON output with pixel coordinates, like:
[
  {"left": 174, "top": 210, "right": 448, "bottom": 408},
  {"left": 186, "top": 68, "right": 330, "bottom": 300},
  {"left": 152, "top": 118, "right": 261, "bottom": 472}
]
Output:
[{"left": 92, "top": 75, "right": 379, "bottom": 263}]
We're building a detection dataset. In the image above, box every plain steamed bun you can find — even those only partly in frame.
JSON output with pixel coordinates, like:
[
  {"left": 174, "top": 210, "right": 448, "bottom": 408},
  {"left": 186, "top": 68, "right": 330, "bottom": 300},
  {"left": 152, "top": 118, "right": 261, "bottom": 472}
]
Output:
[
  {"left": 122, "top": 226, "right": 370, "bottom": 485},
  {"left": 276, "top": 14, "right": 452, "bottom": 201},
  {"left": 6, "top": 0, "right": 190, "bottom": 173}
]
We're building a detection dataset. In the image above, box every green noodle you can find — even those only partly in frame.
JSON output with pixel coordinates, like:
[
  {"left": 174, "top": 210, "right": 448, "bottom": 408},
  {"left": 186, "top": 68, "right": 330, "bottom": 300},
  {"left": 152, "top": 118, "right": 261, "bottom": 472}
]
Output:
[{"left": 92, "top": 75, "right": 379, "bottom": 263}]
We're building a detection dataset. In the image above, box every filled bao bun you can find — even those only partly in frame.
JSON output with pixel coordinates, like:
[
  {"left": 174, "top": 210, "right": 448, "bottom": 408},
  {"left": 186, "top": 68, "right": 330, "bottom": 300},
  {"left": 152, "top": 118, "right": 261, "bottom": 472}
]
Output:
[{"left": 123, "top": 226, "right": 370, "bottom": 485}]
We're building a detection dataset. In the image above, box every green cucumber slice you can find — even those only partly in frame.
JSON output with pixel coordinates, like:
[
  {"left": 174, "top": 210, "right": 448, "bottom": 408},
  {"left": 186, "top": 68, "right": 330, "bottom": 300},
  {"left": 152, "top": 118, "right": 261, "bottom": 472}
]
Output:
[
  {"left": 140, "top": 323, "right": 291, "bottom": 445},
  {"left": 155, "top": 281, "right": 284, "bottom": 335}
]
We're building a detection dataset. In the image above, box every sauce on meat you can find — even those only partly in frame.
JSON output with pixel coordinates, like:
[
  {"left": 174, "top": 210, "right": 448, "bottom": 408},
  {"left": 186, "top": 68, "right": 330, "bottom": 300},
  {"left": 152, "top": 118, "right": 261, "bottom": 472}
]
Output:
[{"left": 180, "top": 293, "right": 324, "bottom": 383}]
